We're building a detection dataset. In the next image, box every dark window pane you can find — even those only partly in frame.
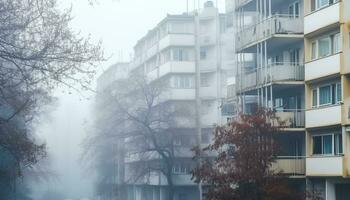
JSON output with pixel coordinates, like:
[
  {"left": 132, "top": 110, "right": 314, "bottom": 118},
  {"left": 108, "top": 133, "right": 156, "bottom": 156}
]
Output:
[{"left": 313, "top": 136, "right": 322, "bottom": 154}]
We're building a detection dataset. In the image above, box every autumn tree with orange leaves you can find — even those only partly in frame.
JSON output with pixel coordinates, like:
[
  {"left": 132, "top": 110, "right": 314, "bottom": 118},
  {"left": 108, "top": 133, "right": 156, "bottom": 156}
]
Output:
[{"left": 193, "top": 108, "right": 303, "bottom": 200}]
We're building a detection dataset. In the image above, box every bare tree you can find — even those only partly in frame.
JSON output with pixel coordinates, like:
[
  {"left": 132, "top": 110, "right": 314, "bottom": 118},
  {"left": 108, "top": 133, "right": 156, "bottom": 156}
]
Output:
[
  {"left": 0, "top": 0, "right": 103, "bottom": 196},
  {"left": 85, "top": 73, "right": 193, "bottom": 200}
]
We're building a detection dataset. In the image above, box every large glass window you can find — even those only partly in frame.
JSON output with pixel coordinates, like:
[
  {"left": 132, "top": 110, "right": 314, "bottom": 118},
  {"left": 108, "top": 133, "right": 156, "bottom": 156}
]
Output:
[
  {"left": 313, "top": 133, "right": 342, "bottom": 155},
  {"left": 312, "top": 82, "right": 341, "bottom": 107},
  {"left": 173, "top": 75, "right": 194, "bottom": 89},
  {"left": 311, "top": 32, "right": 340, "bottom": 60}
]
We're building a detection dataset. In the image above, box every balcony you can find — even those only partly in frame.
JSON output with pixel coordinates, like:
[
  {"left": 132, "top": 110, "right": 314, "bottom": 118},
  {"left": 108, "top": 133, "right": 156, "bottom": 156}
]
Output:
[
  {"left": 239, "top": 63, "right": 304, "bottom": 92},
  {"left": 305, "top": 53, "right": 341, "bottom": 81},
  {"left": 304, "top": 2, "right": 340, "bottom": 35},
  {"left": 161, "top": 88, "right": 195, "bottom": 102},
  {"left": 236, "top": 15, "right": 303, "bottom": 51},
  {"left": 264, "top": 63, "right": 304, "bottom": 83},
  {"left": 306, "top": 105, "right": 342, "bottom": 128},
  {"left": 159, "top": 34, "right": 194, "bottom": 51},
  {"left": 275, "top": 109, "right": 305, "bottom": 129},
  {"left": 272, "top": 156, "right": 306, "bottom": 176},
  {"left": 306, "top": 155, "right": 344, "bottom": 176},
  {"left": 172, "top": 174, "right": 195, "bottom": 185},
  {"left": 158, "top": 61, "right": 195, "bottom": 78}
]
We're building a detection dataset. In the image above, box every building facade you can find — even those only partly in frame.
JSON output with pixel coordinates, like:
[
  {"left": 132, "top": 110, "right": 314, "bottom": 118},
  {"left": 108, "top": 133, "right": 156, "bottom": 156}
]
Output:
[
  {"left": 233, "top": 0, "right": 350, "bottom": 199},
  {"left": 95, "top": 2, "right": 236, "bottom": 200},
  {"left": 304, "top": 0, "right": 350, "bottom": 199}
]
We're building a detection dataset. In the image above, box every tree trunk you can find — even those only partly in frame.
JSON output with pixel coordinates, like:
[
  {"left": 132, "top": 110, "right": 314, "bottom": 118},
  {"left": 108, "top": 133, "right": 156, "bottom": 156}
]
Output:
[{"left": 166, "top": 170, "right": 174, "bottom": 200}]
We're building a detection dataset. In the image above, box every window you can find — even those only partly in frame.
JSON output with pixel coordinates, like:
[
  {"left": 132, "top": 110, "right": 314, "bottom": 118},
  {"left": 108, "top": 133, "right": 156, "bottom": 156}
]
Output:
[
  {"left": 311, "top": 32, "right": 340, "bottom": 60},
  {"left": 318, "top": 37, "right": 331, "bottom": 58},
  {"left": 317, "top": 0, "right": 329, "bottom": 9},
  {"left": 322, "top": 135, "right": 332, "bottom": 154},
  {"left": 173, "top": 48, "right": 189, "bottom": 61},
  {"left": 336, "top": 82, "right": 342, "bottom": 103},
  {"left": 313, "top": 136, "right": 322, "bottom": 154},
  {"left": 173, "top": 75, "right": 194, "bottom": 89},
  {"left": 334, "top": 134, "right": 343, "bottom": 155},
  {"left": 312, "top": 82, "right": 341, "bottom": 107},
  {"left": 311, "top": 41, "right": 317, "bottom": 60},
  {"left": 312, "top": 89, "right": 318, "bottom": 107},
  {"left": 313, "top": 133, "right": 342, "bottom": 155},
  {"left": 319, "top": 85, "right": 331, "bottom": 105},
  {"left": 312, "top": 0, "right": 338, "bottom": 11},
  {"left": 333, "top": 33, "right": 341, "bottom": 53},
  {"left": 289, "top": 1, "right": 300, "bottom": 18}
]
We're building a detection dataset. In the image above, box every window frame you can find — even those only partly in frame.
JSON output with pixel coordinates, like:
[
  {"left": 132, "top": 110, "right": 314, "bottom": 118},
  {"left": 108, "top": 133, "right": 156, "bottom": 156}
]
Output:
[
  {"left": 312, "top": 133, "right": 343, "bottom": 156},
  {"left": 310, "top": 31, "right": 341, "bottom": 61},
  {"left": 311, "top": 81, "right": 342, "bottom": 108}
]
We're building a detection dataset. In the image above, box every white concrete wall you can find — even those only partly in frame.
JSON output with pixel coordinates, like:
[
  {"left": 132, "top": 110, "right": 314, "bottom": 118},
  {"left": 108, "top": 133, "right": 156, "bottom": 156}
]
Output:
[
  {"left": 158, "top": 62, "right": 195, "bottom": 78},
  {"left": 304, "top": 3, "right": 340, "bottom": 35},
  {"left": 306, "top": 156, "right": 343, "bottom": 176},
  {"left": 159, "top": 34, "right": 195, "bottom": 51},
  {"left": 306, "top": 105, "right": 342, "bottom": 128},
  {"left": 305, "top": 54, "right": 341, "bottom": 81}
]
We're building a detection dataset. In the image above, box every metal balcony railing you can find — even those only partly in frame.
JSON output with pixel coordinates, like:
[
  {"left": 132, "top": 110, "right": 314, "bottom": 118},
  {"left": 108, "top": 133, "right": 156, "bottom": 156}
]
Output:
[
  {"left": 275, "top": 109, "right": 305, "bottom": 128},
  {"left": 272, "top": 156, "right": 306, "bottom": 176},
  {"left": 236, "top": 14, "right": 303, "bottom": 51},
  {"left": 239, "top": 62, "right": 304, "bottom": 91}
]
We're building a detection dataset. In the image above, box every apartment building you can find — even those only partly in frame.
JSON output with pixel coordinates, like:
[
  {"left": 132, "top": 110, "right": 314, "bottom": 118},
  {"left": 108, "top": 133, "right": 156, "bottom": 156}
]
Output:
[
  {"left": 233, "top": 0, "right": 350, "bottom": 199},
  {"left": 95, "top": 62, "right": 130, "bottom": 200},
  {"left": 233, "top": 0, "right": 306, "bottom": 193},
  {"left": 304, "top": 0, "right": 350, "bottom": 199},
  {"left": 93, "top": 2, "right": 235, "bottom": 200}
]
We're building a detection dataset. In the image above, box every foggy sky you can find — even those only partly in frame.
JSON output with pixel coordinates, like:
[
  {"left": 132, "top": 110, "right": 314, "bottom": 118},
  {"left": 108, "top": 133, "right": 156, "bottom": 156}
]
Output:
[{"left": 34, "top": 0, "right": 225, "bottom": 199}]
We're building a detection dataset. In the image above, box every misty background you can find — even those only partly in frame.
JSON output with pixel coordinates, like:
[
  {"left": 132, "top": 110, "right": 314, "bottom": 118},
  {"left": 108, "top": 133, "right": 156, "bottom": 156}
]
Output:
[{"left": 32, "top": 0, "right": 225, "bottom": 199}]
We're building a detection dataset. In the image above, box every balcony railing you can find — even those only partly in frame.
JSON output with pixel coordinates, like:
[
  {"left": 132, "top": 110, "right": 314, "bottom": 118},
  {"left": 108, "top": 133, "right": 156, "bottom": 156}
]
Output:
[
  {"left": 272, "top": 156, "right": 306, "bottom": 176},
  {"left": 275, "top": 109, "right": 305, "bottom": 128},
  {"left": 239, "top": 62, "right": 304, "bottom": 91},
  {"left": 236, "top": 15, "right": 303, "bottom": 51}
]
